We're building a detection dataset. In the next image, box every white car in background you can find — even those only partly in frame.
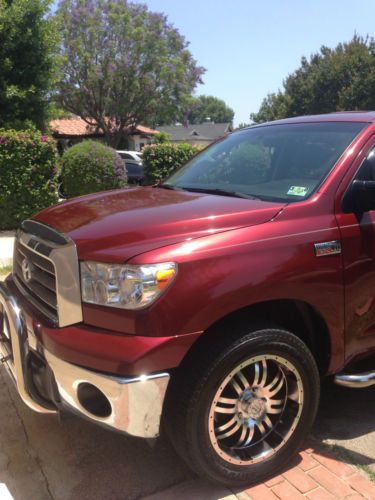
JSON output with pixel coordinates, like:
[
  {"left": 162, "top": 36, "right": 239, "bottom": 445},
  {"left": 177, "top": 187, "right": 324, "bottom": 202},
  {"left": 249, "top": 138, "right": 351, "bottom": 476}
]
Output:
[{"left": 116, "top": 150, "right": 143, "bottom": 164}]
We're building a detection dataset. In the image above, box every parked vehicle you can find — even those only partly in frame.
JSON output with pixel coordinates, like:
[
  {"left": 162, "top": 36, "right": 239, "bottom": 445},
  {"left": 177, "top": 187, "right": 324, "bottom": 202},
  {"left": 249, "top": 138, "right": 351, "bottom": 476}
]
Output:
[
  {"left": 2, "top": 112, "right": 375, "bottom": 487},
  {"left": 117, "top": 150, "right": 144, "bottom": 184},
  {"left": 122, "top": 159, "right": 144, "bottom": 184}
]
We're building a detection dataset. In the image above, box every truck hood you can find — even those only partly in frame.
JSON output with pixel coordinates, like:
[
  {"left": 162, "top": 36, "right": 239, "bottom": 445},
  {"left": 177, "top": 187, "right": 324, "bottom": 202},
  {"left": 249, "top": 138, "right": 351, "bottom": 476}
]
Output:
[{"left": 34, "top": 187, "right": 286, "bottom": 262}]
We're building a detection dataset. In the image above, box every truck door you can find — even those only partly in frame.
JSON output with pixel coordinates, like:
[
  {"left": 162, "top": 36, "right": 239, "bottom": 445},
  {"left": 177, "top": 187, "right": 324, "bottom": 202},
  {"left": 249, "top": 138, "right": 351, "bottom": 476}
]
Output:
[{"left": 336, "top": 140, "right": 375, "bottom": 361}]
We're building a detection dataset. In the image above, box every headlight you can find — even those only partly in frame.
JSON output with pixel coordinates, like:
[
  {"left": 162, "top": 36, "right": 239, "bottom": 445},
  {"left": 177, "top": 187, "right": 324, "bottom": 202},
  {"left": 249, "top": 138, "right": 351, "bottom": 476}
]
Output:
[{"left": 80, "top": 261, "right": 177, "bottom": 310}]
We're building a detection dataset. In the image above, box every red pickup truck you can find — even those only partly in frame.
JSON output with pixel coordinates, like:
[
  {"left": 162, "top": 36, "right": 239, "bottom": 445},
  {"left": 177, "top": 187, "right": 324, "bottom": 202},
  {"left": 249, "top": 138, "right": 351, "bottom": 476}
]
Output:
[{"left": 1, "top": 112, "right": 375, "bottom": 486}]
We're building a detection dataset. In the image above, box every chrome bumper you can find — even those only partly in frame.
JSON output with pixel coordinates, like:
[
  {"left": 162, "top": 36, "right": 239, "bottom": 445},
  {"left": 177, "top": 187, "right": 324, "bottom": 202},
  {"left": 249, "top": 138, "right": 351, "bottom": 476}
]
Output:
[{"left": 0, "top": 281, "right": 170, "bottom": 438}]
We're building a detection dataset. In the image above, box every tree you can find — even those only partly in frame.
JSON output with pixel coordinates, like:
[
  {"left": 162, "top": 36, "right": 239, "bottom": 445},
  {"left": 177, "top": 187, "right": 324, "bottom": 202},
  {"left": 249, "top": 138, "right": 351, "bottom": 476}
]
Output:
[
  {"left": 250, "top": 92, "right": 289, "bottom": 124},
  {"left": 0, "top": 0, "right": 57, "bottom": 130},
  {"left": 47, "top": 104, "right": 73, "bottom": 120},
  {"left": 182, "top": 95, "right": 234, "bottom": 124},
  {"left": 251, "top": 35, "right": 375, "bottom": 123},
  {"left": 236, "top": 122, "right": 252, "bottom": 130},
  {"left": 154, "top": 131, "right": 170, "bottom": 143},
  {"left": 56, "top": 0, "right": 205, "bottom": 147}
]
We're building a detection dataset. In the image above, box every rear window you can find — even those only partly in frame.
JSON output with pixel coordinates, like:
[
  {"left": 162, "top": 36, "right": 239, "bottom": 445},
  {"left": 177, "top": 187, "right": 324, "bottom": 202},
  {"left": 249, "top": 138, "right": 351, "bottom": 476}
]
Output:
[{"left": 119, "top": 153, "right": 133, "bottom": 160}]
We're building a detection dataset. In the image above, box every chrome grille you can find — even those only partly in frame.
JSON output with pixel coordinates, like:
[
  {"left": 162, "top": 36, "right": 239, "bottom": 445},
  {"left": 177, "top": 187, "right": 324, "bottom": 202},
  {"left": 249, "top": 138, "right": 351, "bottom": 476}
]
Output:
[
  {"left": 13, "top": 239, "right": 58, "bottom": 322},
  {"left": 12, "top": 220, "right": 83, "bottom": 327}
]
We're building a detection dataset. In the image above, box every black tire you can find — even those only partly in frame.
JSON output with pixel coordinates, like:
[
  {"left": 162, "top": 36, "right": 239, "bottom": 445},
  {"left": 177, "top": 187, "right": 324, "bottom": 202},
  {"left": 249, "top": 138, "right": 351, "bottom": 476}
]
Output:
[{"left": 164, "top": 326, "right": 320, "bottom": 487}]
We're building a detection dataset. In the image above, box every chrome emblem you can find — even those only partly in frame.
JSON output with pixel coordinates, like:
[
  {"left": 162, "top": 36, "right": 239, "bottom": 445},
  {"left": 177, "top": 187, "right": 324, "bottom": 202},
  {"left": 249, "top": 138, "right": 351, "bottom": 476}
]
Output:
[
  {"left": 21, "top": 258, "right": 32, "bottom": 283},
  {"left": 314, "top": 241, "right": 341, "bottom": 257}
]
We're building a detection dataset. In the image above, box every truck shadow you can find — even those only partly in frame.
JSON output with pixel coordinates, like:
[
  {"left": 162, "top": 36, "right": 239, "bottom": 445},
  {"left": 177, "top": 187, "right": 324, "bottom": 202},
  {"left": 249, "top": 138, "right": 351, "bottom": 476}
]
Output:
[
  {"left": 313, "top": 378, "right": 375, "bottom": 468},
  {"left": 317, "top": 379, "right": 375, "bottom": 437},
  {"left": 312, "top": 379, "right": 375, "bottom": 474}
]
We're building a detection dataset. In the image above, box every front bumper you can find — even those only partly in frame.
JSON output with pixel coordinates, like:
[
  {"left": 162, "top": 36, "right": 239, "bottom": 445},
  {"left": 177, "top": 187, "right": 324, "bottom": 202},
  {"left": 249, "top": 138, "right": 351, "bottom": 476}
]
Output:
[{"left": 0, "top": 281, "right": 170, "bottom": 438}]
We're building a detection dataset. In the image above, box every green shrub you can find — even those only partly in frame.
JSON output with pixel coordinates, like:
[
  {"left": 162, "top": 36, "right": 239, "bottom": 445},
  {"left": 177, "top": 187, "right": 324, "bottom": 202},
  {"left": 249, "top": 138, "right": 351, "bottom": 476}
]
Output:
[
  {"left": 0, "top": 129, "right": 58, "bottom": 230},
  {"left": 60, "top": 140, "right": 127, "bottom": 197},
  {"left": 142, "top": 142, "right": 200, "bottom": 184}
]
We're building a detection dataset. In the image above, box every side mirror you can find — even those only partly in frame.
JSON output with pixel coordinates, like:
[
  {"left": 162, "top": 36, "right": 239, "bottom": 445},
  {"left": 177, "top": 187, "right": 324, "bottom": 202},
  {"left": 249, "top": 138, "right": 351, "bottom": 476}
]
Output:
[{"left": 343, "top": 180, "right": 375, "bottom": 213}]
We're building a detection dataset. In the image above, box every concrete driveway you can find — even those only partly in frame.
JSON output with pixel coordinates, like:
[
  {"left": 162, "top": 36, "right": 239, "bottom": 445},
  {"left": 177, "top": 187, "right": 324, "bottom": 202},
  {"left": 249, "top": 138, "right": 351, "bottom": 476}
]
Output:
[
  {"left": 0, "top": 363, "right": 374, "bottom": 500},
  {"left": 0, "top": 366, "right": 193, "bottom": 500},
  {"left": 0, "top": 231, "right": 14, "bottom": 268}
]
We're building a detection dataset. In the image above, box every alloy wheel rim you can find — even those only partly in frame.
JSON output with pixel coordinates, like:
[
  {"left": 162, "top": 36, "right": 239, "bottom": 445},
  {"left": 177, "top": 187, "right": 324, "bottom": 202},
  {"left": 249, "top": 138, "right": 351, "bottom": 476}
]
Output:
[{"left": 208, "top": 354, "right": 304, "bottom": 465}]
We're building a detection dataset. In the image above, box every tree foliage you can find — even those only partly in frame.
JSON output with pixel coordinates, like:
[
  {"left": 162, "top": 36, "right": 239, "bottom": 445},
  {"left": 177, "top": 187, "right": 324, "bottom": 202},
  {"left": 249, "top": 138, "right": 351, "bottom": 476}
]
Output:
[
  {"left": 0, "top": 0, "right": 57, "bottom": 130},
  {"left": 181, "top": 95, "right": 234, "bottom": 124},
  {"left": 236, "top": 122, "right": 252, "bottom": 130},
  {"left": 154, "top": 131, "right": 170, "bottom": 143},
  {"left": 251, "top": 35, "right": 375, "bottom": 123},
  {"left": 56, "top": 0, "right": 205, "bottom": 147}
]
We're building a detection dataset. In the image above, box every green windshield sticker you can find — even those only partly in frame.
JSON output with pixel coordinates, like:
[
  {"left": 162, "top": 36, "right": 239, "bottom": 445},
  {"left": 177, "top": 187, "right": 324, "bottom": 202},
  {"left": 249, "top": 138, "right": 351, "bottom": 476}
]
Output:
[{"left": 287, "top": 186, "right": 308, "bottom": 197}]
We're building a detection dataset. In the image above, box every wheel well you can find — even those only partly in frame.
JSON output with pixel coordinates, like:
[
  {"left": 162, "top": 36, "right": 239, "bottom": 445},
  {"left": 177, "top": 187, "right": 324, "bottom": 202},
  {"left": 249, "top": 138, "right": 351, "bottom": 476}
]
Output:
[{"left": 184, "top": 299, "right": 331, "bottom": 375}]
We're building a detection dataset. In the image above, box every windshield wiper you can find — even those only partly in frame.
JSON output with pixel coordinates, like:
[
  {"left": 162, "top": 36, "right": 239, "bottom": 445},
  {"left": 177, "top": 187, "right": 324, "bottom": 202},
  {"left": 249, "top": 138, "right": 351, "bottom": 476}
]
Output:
[
  {"left": 178, "top": 187, "right": 261, "bottom": 200},
  {"left": 156, "top": 184, "right": 261, "bottom": 200}
]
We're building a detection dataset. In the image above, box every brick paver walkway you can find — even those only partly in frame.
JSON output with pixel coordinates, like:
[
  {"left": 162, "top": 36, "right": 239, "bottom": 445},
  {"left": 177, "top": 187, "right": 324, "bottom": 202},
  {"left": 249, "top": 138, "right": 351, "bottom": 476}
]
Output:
[
  {"left": 240, "top": 444, "right": 375, "bottom": 500},
  {"left": 144, "top": 441, "right": 375, "bottom": 500}
]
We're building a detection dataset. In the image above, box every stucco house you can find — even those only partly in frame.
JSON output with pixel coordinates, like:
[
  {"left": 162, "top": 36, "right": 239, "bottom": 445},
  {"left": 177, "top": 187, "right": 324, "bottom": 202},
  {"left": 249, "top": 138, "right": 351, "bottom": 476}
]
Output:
[
  {"left": 157, "top": 122, "right": 233, "bottom": 147},
  {"left": 50, "top": 117, "right": 159, "bottom": 152}
]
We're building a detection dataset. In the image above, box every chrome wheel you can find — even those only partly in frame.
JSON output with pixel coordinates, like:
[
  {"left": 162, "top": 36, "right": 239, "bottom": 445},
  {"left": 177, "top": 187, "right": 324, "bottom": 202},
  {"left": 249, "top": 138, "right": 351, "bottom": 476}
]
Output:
[{"left": 208, "top": 355, "right": 304, "bottom": 465}]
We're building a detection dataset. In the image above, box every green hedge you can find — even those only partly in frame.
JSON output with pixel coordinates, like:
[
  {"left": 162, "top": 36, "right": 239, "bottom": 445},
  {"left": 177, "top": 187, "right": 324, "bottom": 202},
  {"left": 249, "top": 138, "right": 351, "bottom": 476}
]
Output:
[
  {"left": 0, "top": 129, "right": 58, "bottom": 230},
  {"left": 142, "top": 142, "right": 200, "bottom": 184},
  {"left": 60, "top": 140, "right": 127, "bottom": 197}
]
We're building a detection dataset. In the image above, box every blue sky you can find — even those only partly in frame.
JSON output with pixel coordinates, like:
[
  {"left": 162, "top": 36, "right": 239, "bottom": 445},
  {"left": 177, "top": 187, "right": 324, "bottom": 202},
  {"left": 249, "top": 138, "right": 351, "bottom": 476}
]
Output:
[
  {"left": 144, "top": 0, "right": 375, "bottom": 125},
  {"left": 52, "top": 1, "right": 375, "bottom": 126}
]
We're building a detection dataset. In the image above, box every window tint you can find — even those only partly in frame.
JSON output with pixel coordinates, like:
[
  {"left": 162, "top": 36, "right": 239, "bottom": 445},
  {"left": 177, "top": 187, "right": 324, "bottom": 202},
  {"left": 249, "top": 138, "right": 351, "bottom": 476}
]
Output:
[{"left": 356, "top": 147, "right": 375, "bottom": 181}]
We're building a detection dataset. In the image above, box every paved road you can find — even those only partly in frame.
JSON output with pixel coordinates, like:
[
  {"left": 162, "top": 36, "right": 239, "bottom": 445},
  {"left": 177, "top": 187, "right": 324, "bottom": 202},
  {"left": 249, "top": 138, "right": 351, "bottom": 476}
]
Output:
[{"left": 0, "top": 365, "right": 374, "bottom": 500}]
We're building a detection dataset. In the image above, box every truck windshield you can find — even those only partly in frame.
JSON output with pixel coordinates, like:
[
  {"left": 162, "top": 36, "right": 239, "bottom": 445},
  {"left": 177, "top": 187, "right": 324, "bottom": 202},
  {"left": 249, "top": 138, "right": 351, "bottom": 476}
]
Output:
[{"left": 165, "top": 122, "right": 367, "bottom": 202}]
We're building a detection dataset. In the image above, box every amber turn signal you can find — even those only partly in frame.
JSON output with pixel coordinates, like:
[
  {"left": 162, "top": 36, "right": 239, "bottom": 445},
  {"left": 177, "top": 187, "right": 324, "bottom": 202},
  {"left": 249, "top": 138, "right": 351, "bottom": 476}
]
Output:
[{"left": 156, "top": 268, "right": 176, "bottom": 289}]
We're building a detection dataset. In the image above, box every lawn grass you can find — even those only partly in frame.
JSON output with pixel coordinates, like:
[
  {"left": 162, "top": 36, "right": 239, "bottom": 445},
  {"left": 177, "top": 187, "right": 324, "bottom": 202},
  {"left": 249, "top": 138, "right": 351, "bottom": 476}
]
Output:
[
  {"left": 323, "top": 441, "right": 375, "bottom": 483},
  {"left": 359, "top": 464, "right": 375, "bottom": 483}
]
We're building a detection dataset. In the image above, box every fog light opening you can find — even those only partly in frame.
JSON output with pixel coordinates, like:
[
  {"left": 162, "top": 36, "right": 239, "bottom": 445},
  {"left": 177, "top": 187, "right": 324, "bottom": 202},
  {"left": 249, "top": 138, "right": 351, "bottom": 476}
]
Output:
[{"left": 77, "top": 382, "right": 112, "bottom": 418}]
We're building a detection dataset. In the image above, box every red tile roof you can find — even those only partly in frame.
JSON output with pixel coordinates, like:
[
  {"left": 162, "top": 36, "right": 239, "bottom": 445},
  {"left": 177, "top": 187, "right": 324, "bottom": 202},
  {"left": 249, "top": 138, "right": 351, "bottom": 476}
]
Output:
[
  {"left": 50, "top": 118, "right": 98, "bottom": 136},
  {"left": 135, "top": 124, "right": 160, "bottom": 135},
  {"left": 50, "top": 117, "right": 159, "bottom": 137}
]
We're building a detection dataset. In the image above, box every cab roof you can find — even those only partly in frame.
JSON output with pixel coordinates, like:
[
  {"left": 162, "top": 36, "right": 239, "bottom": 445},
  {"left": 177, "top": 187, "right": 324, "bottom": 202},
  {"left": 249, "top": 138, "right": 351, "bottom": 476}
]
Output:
[{"left": 249, "top": 111, "right": 375, "bottom": 128}]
